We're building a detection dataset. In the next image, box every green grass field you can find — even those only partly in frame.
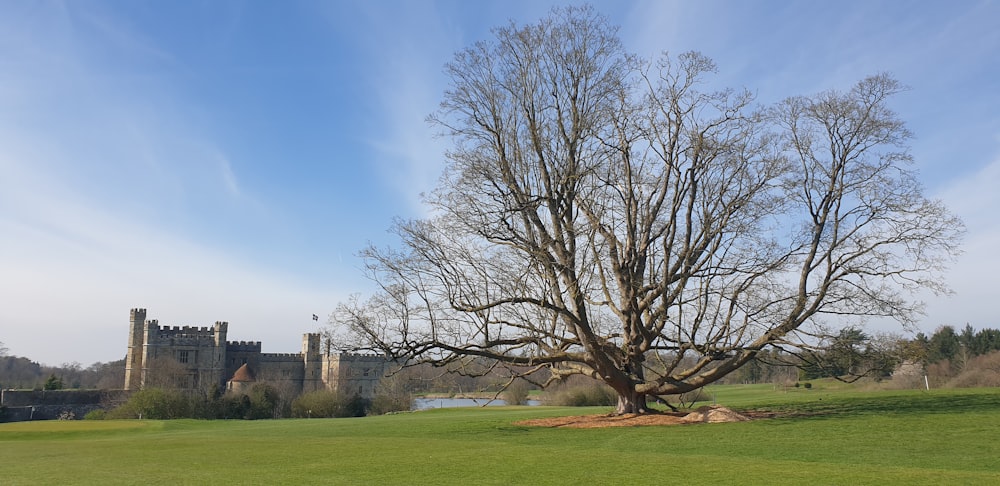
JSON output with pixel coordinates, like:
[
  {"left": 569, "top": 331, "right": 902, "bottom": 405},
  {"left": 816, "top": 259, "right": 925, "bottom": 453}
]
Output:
[{"left": 2, "top": 385, "right": 999, "bottom": 485}]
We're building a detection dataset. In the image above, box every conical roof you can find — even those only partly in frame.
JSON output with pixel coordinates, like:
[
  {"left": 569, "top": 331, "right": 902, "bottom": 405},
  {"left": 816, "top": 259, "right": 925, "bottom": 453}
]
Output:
[{"left": 230, "top": 363, "right": 256, "bottom": 382}]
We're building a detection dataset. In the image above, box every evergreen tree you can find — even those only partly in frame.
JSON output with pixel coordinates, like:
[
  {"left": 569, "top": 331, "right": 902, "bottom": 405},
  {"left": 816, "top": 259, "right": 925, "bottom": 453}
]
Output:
[{"left": 43, "top": 374, "right": 64, "bottom": 390}]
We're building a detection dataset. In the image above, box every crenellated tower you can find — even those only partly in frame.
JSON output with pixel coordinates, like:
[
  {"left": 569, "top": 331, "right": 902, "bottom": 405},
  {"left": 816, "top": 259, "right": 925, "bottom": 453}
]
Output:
[
  {"left": 302, "top": 333, "right": 323, "bottom": 393},
  {"left": 124, "top": 308, "right": 146, "bottom": 390}
]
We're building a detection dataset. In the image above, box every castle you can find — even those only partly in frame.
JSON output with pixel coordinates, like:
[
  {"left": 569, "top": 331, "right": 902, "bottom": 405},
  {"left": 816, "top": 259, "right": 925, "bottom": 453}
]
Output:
[{"left": 124, "top": 308, "right": 385, "bottom": 398}]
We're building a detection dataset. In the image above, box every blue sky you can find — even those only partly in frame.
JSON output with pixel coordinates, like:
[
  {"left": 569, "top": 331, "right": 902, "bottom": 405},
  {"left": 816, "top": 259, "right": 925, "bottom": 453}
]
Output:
[{"left": 2, "top": 1, "right": 998, "bottom": 366}]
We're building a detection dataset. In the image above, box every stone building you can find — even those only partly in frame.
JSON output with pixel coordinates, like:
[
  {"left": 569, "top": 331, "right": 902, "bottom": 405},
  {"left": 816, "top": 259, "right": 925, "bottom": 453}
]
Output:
[{"left": 124, "top": 308, "right": 385, "bottom": 398}]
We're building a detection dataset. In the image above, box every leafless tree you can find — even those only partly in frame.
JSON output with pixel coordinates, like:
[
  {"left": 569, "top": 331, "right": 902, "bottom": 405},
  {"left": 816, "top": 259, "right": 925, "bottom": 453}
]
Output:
[
  {"left": 143, "top": 356, "right": 193, "bottom": 390},
  {"left": 333, "top": 6, "right": 963, "bottom": 414}
]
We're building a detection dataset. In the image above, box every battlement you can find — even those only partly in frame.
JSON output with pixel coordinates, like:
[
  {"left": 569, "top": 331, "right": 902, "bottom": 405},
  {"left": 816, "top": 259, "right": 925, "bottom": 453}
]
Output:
[
  {"left": 333, "top": 352, "right": 387, "bottom": 362},
  {"left": 156, "top": 325, "right": 219, "bottom": 338},
  {"left": 260, "top": 353, "right": 306, "bottom": 362},
  {"left": 226, "top": 341, "right": 262, "bottom": 352}
]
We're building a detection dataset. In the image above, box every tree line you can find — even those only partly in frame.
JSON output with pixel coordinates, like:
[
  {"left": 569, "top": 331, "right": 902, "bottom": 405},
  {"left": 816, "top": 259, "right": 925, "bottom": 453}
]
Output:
[
  {"left": 0, "top": 350, "right": 124, "bottom": 391},
  {"left": 718, "top": 324, "right": 1000, "bottom": 387},
  {"left": 912, "top": 325, "right": 1000, "bottom": 364}
]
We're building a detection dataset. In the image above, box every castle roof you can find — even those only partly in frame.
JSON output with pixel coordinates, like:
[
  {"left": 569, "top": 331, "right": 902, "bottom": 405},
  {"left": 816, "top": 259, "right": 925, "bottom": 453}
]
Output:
[{"left": 230, "top": 363, "right": 256, "bottom": 383}]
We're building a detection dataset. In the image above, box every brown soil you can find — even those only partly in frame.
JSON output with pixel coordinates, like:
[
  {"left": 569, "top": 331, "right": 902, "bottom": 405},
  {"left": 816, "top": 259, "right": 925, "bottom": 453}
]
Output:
[{"left": 515, "top": 405, "right": 753, "bottom": 428}]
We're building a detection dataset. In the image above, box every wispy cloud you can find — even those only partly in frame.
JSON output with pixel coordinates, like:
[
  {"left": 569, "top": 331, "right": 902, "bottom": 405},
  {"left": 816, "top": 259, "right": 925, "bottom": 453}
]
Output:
[
  {"left": 213, "top": 149, "right": 241, "bottom": 198},
  {"left": 918, "top": 154, "right": 1000, "bottom": 330},
  {"left": 319, "top": 2, "right": 465, "bottom": 218}
]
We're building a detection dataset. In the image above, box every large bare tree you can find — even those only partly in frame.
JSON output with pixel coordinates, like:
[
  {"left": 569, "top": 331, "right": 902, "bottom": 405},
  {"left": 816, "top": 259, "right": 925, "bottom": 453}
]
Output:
[{"left": 333, "top": 6, "right": 963, "bottom": 413}]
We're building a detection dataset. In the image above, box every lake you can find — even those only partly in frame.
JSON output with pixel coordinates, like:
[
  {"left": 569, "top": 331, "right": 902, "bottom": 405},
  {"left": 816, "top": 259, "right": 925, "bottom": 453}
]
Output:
[{"left": 412, "top": 397, "right": 542, "bottom": 410}]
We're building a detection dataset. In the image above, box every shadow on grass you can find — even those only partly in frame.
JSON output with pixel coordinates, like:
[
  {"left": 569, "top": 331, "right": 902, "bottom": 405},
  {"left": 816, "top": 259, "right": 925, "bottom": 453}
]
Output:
[{"left": 741, "top": 389, "right": 1000, "bottom": 420}]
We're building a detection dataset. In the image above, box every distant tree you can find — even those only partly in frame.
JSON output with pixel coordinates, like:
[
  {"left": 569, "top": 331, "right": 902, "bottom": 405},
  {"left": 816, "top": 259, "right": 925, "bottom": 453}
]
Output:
[
  {"left": 727, "top": 350, "right": 799, "bottom": 385},
  {"left": 826, "top": 328, "right": 872, "bottom": 377},
  {"left": 89, "top": 359, "right": 126, "bottom": 389},
  {"left": 369, "top": 372, "right": 413, "bottom": 415},
  {"left": 502, "top": 378, "right": 531, "bottom": 406},
  {"left": 0, "top": 340, "right": 8, "bottom": 356},
  {"left": 959, "top": 324, "right": 976, "bottom": 350},
  {"left": 54, "top": 362, "right": 83, "bottom": 389},
  {"left": 0, "top": 356, "right": 44, "bottom": 389},
  {"left": 106, "top": 388, "right": 191, "bottom": 419},
  {"left": 916, "top": 326, "right": 1000, "bottom": 362},
  {"left": 291, "top": 390, "right": 340, "bottom": 418},
  {"left": 927, "top": 326, "right": 961, "bottom": 363},
  {"left": 43, "top": 373, "right": 64, "bottom": 390},
  {"left": 973, "top": 328, "right": 1000, "bottom": 356},
  {"left": 254, "top": 369, "right": 300, "bottom": 418},
  {"left": 332, "top": 6, "right": 963, "bottom": 414},
  {"left": 796, "top": 328, "right": 901, "bottom": 381},
  {"left": 143, "top": 356, "right": 192, "bottom": 390},
  {"left": 291, "top": 390, "right": 369, "bottom": 418},
  {"left": 244, "top": 383, "right": 282, "bottom": 419}
]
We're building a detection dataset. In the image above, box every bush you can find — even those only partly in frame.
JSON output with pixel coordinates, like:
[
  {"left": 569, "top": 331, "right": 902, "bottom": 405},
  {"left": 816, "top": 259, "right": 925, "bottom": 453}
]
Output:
[
  {"left": 215, "top": 394, "right": 250, "bottom": 419},
  {"left": 291, "top": 390, "right": 338, "bottom": 418},
  {"left": 946, "top": 352, "right": 1000, "bottom": 388},
  {"left": 804, "top": 382, "right": 813, "bottom": 389},
  {"left": 291, "top": 390, "right": 370, "bottom": 418},
  {"left": 106, "top": 388, "right": 191, "bottom": 419},
  {"left": 368, "top": 373, "right": 413, "bottom": 415},
  {"left": 925, "top": 359, "right": 954, "bottom": 388},
  {"left": 543, "top": 380, "right": 616, "bottom": 407},
  {"left": 503, "top": 379, "right": 531, "bottom": 406},
  {"left": 43, "top": 374, "right": 64, "bottom": 391},
  {"left": 245, "top": 383, "right": 282, "bottom": 419},
  {"left": 83, "top": 409, "right": 107, "bottom": 420}
]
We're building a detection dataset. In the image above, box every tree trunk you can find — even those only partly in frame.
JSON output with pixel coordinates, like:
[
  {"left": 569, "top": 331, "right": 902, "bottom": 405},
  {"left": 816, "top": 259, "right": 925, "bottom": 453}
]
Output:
[{"left": 615, "top": 389, "right": 651, "bottom": 415}]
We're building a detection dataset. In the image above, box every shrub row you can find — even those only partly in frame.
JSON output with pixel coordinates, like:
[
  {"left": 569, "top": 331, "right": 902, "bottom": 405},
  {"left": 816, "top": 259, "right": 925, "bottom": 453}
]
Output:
[{"left": 88, "top": 384, "right": 411, "bottom": 420}]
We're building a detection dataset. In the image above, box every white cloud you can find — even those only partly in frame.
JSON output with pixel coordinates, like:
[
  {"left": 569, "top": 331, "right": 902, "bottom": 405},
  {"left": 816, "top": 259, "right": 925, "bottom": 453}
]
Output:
[
  {"left": 0, "top": 190, "right": 345, "bottom": 365},
  {"left": 917, "top": 154, "right": 1000, "bottom": 331},
  {"left": 214, "top": 149, "right": 241, "bottom": 198}
]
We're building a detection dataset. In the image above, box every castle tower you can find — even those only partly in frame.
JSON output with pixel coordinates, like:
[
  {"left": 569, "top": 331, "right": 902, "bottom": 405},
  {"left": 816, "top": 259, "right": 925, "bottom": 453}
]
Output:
[
  {"left": 124, "top": 308, "right": 147, "bottom": 390},
  {"left": 302, "top": 333, "right": 322, "bottom": 393},
  {"left": 212, "top": 321, "right": 229, "bottom": 387}
]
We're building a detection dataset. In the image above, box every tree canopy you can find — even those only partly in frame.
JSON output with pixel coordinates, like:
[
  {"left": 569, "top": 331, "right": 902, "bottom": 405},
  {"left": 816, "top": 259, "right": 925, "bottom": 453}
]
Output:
[{"left": 331, "top": 6, "right": 963, "bottom": 414}]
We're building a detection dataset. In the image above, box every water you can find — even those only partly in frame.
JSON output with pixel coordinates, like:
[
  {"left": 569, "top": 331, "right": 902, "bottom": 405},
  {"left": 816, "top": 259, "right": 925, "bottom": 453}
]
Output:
[{"left": 411, "top": 397, "right": 542, "bottom": 411}]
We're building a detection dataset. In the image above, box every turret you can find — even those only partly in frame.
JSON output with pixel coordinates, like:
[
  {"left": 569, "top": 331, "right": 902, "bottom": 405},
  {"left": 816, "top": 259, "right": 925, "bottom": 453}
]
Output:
[
  {"left": 214, "top": 321, "right": 228, "bottom": 346},
  {"left": 302, "top": 333, "right": 322, "bottom": 392},
  {"left": 124, "top": 308, "right": 147, "bottom": 390}
]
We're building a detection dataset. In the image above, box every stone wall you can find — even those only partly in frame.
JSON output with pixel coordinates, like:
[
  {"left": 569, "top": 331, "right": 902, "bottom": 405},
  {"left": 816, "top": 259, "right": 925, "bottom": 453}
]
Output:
[
  {"left": 0, "top": 389, "right": 131, "bottom": 422},
  {"left": 323, "top": 353, "right": 386, "bottom": 397}
]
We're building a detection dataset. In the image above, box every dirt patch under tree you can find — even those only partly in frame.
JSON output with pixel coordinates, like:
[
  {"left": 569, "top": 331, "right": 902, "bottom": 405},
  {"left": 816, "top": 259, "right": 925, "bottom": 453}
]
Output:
[{"left": 515, "top": 405, "right": 752, "bottom": 428}]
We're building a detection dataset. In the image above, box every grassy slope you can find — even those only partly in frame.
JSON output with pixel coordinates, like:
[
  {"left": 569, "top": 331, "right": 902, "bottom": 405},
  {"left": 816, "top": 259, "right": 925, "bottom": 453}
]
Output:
[{"left": 1, "top": 386, "right": 999, "bottom": 485}]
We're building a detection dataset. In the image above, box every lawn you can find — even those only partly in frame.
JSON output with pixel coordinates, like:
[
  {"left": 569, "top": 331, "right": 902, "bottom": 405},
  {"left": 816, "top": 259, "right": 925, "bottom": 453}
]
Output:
[{"left": 2, "top": 386, "right": 999, "bottom": 485}]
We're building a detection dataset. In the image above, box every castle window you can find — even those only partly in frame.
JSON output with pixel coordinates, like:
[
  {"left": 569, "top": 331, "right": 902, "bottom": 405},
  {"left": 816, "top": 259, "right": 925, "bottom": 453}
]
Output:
[{"left": 178, "top": 350, "right": 189, "bottom": 363}]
